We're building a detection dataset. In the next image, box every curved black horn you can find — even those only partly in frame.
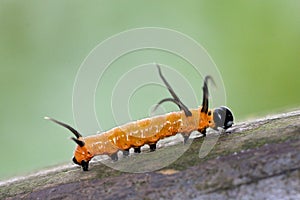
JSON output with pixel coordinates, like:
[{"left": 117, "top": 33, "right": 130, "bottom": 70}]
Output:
[
  {"left": 201, "top": 76, "right": 215, "bottom": 114},
  {"left": 71, "top": 137, "right": 85, "bottom": 147},
  {"left": 154, "top": 64, "right": 192, "bottom": 117},
  {"left": 44, "top": 117, "right": 82, "bottom": 138}
]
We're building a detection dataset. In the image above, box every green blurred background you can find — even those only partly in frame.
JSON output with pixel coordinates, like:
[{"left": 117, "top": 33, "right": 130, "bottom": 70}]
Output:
[{"left": 0, "top": 1, "right": 299, "bottom": 180}]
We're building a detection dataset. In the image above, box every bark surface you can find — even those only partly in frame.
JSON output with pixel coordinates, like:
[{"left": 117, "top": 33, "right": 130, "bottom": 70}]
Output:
[{"left": 1, "top": 110, "right": 300, "bottom": 199}]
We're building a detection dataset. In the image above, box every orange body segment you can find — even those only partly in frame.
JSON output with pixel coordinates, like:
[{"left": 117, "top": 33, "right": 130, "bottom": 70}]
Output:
[{"left": 73, "top": 107, "right": 214, "bottom": 164}]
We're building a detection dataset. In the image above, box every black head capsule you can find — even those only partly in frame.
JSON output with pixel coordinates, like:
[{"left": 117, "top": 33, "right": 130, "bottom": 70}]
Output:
[{"left": 213, "top": 106, "right": 234, "bottom": 130}]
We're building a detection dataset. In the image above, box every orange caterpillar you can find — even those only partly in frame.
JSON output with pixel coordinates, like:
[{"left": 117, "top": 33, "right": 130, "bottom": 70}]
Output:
[{"left": 45, "top": 65, "right": 234, "bottom": 171}]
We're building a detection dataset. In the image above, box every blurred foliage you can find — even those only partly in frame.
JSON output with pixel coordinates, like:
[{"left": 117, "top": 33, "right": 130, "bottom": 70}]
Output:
[{"left": 0, "top": 1, "right": 299, "bottom": 179}]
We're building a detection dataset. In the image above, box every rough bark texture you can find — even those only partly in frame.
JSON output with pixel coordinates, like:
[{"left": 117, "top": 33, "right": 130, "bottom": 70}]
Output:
[{"left": 1, "top": 110, "right": 300, "bottom": 199}]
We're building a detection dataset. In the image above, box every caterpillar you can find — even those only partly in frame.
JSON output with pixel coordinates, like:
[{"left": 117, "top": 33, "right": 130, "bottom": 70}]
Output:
[{"left": 45, "top": 65, "right": 234, "bottom": 171}]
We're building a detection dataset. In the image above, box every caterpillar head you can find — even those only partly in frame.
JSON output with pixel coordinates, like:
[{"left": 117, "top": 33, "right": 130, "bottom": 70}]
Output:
[
  {"left": 212, "top": 106, "right": 234, "bottom": 130},
  {"left": 44, "top": 117, "right": 93, "bottom": 171}
]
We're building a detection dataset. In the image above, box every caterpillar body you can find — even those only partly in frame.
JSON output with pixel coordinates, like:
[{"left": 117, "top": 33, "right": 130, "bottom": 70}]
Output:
[{"left": 45, "top": 65, "right": 234, "bottom": 171}]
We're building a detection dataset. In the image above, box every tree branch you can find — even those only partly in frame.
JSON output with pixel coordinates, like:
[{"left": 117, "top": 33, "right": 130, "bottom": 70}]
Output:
[{"left": 2, "top": 110, "right": 300, "bottom": 199}]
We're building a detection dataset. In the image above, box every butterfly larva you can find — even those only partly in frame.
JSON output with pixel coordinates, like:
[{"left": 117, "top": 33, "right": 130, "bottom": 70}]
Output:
[{"left": 45, "top": 65, "right": 234, "bottom": 171}]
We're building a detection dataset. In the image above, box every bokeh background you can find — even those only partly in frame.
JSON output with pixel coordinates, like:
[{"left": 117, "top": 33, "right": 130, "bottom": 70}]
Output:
[{"left": 1, "top": 1, "right": 299, "bottom": 180}]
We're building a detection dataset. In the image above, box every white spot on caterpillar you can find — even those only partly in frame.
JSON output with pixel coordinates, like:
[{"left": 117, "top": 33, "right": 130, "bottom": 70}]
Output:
[{"left": 132, "top": 130, "right": 138, "bottom": 136}]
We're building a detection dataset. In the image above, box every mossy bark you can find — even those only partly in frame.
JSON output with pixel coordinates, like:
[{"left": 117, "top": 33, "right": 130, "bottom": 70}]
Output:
[{"left": 2, "top": 110, "right": 300, "bottom": 199}]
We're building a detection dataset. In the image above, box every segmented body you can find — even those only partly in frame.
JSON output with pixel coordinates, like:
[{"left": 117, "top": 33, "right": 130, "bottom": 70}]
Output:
[{"left": 81, "top": 107, "right": 213, "bottom": 156}]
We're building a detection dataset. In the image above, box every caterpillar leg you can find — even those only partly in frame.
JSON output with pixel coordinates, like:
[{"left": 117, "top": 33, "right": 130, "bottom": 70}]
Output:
[
  {"left": 81, "top": 160, "right": 89, "bottom": 171},
  {"left": 149, "top": 143, "right": 156, "bottom": 152},
  {"left": 199, "top": 129, "right": 206, "bottom": 137},
  {"left": 182, "top": 132, "right": 194, "bottom": 144},
  {"left": 123, "top": 149, "right": 130, "bottom": 156},
  {"left": 134, "top": 147, "right": 141, "bottom": 153},
  {"left": 110, "top": 152, "right": 118, "bottom": 161},
  {"left": 182, "top": 135, "right": 189, "bottom": 144}
]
